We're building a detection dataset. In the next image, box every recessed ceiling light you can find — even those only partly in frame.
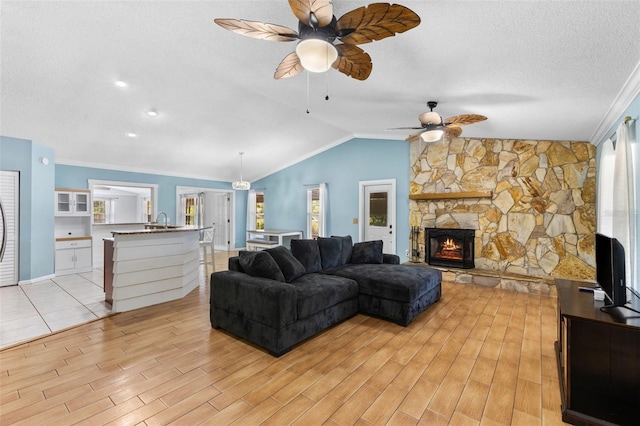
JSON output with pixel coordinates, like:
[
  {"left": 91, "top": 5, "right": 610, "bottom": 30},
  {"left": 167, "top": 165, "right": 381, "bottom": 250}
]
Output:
[
  {"left": 115, "top": 80, "right": 127, "bottom": 87},
  {"left": 146, "top": 110, "right": 158, "bottom": 117},
  {"left": 126, "top": 132, "right": 137, "bottom": 138}
]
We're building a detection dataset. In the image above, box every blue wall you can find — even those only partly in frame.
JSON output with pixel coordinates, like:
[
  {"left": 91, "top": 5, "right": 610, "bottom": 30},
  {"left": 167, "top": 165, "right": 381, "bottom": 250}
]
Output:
[
  {"left": 253, "top": 137, "right": 411, "bottom": 261},
  {"left": 1, "top": 136, "right": 55, "bottom": 281}
]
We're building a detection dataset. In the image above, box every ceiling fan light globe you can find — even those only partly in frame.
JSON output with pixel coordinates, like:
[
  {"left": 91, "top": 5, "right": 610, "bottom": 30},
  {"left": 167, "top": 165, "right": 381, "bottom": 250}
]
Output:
[
  {"left": 419, "top": 111, "right": 442, "bottom": 125},
  {"left": 232, "top": 180, "right": 251, "bottom": 190},
  {"left": 296, "top": 39, "right": 338, "bottom": 73},
  {"left": 421, "top": 129, "right": 444, "bottom": 143}
]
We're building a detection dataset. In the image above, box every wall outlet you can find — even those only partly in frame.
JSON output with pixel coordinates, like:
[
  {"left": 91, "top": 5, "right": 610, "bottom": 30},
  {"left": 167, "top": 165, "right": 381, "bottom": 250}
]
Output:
[
  {"left": 405, "top": 249, "right": 410, "bottom": 256},
  {"left": 352, "top": 218, "right": 358, "bottom": 224}
]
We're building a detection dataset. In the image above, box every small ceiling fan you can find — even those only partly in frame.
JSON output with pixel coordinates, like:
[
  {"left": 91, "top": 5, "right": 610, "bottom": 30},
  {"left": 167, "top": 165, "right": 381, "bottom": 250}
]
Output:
[
  {"left": 394, "top": 101, "right": 488, "bottom": 142},
  {"left": 214, "top": 0, "right": 420, "bottom": 80}
]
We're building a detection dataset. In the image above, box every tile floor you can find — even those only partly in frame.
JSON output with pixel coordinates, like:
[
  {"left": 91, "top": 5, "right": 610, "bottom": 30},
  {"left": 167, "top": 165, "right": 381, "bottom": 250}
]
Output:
[
  {"left": 0, "top": 268, "right": 113, "bottom": 348},
  {"left": 0, "top": 250, "right": 228, "bottom": 350}
]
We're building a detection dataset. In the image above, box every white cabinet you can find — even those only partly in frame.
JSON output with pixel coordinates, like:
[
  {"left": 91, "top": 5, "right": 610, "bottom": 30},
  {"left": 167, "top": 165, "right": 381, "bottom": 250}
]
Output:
[
  {"left": 55, "top": 238, "right": 93, "bottom": 275},
  {"left": 55, "top": 189, "right": 91, "bottom": 216}
]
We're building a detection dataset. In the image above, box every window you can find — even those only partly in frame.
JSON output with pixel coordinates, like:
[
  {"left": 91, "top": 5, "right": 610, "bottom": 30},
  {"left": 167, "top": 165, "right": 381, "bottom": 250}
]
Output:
[
  {"left": 247, "top": 190, "right": 265, "bottom": 231},
  {"left": 184, "top": 197, "right": 197, "bottom": 226},
  {"left": 308, "top": 189, "right": 320, "bottom": 239},
  {"left": 93, "top": 200, "right": 107, "bottom": 224},
  {"left": 255, "top": 193, "right": 264, "bottom": 230},
  {"left": 92, "top": 198, "right": 114, "bottom": 224},
  {"left": 306, "top": 184, "right": 326, "bottom": 239},
  {"left": 369, "top": 192, "right": 388, "bottom": 226}
]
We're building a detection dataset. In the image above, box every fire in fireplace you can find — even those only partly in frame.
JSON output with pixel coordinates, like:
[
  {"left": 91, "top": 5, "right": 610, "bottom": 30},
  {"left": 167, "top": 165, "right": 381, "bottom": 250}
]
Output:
[{"left": 425, "top": 228, "right": 475, "bottom": 269}]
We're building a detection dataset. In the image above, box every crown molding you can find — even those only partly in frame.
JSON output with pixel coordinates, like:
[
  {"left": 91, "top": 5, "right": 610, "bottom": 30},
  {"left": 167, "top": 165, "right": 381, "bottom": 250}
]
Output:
[{"left": 590, "top": 59, "right": 640, "bottom": 146}]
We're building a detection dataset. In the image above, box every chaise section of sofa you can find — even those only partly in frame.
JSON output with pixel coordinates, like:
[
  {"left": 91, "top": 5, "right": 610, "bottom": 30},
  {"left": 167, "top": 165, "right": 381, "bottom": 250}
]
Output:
[{"left": 323, "top": 263, "right": 442, "bottom": 326}]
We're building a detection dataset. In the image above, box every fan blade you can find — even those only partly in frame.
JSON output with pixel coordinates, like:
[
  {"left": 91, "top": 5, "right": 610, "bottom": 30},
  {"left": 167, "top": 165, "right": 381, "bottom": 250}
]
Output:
[
  {"left": 332, "top": 44, "right": 372, "bottom": 80},
  {"left": 288, "top": 0, "right": 333, "bottom": 28},
  {"left": 406, "top": 132, "right": 423, "bottom": 143},
  {"left": 214, "top": 18, "right": 298, "bottom": 42},
  {"left": 274, "top": 52, "right": 304, "bottom": 79},
  {"left": 444, "top": 114, "right": 487, "bottom": 126},
  {"left": 335, "top": 3, "right": 420, "bottom": 45},
  {"left": 445, "top": 126, "right": 463, "bottom": 138},
  {"left": 388, "top": 126, "right": 423, "bottom": 130}
]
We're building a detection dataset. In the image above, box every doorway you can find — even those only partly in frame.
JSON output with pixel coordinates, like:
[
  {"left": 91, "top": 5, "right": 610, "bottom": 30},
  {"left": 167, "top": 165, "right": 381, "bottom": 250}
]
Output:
[
  {"left": 359, "top": 179, "right": 396, "bottom": 254},
  {"left": 1, "top": 170, "right": 19, "bottom": 286},
  {"left": 176, "top": 187, "right": 232, "bottom": 251}
]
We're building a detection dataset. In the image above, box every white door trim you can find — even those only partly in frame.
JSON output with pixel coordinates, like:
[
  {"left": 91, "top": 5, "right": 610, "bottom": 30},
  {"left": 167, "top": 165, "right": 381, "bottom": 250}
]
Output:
[{"left": 358, "top": 179, "right": 396, "bottom": 254}]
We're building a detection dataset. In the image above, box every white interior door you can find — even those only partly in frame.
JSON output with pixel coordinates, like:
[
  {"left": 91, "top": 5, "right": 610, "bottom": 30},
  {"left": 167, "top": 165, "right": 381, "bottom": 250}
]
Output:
[
  {"left": 1, "top": 171, "right": 19, "bottom": 286},
  {"left": 359, "top": 179, "right": 396, "bottom": 254},
  {"left": 210, "top": 192, "right": 231, "bottom": 251}
]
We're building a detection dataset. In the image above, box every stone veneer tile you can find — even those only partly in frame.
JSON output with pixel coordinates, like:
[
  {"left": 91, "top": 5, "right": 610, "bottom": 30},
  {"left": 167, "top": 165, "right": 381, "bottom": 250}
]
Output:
[{"left": 410, "top": 137, "right": 596, "bottom": 283}]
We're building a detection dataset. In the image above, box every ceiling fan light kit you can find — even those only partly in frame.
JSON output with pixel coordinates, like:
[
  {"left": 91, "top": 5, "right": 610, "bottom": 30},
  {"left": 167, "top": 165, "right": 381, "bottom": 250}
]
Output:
[
  {"left": 232, "top": 152, "right": 251, "bottom": 191},
  {"left": 421, "top": 129, "right": 444, "bottom": 143},
  {"left": 295, "top": 39, "right": 338, "bottom": 73}
]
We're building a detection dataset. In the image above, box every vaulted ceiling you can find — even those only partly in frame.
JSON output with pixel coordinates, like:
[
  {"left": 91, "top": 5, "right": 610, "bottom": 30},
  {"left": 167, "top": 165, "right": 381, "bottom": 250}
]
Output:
[{"left": 1, "top": 1, "right": 639, "bottom": 183}]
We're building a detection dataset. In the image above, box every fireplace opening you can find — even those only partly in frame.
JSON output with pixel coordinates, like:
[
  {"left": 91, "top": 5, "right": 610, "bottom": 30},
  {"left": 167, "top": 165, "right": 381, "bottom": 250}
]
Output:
[{"left": 425, "top": 228, "right": 475, "bottom": 269}]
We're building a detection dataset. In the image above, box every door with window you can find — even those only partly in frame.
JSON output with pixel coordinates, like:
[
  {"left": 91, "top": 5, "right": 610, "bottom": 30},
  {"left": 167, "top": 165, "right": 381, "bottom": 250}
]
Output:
[{"left": 359, "top": 180, "right": 396, "bottom": 254}]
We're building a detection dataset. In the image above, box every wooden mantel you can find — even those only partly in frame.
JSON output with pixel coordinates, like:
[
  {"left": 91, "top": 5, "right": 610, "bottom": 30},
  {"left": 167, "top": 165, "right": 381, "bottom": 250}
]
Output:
[{"left": 409, "top": 191, "right": 493, "bottom": 200}]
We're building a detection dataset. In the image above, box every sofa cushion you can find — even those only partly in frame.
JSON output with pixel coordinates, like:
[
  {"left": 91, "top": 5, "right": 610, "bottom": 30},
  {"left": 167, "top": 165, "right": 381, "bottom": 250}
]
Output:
[
  {"left": 290, "top": 273, "right": 358, "bottom": 319},
  {"left": 290, "top": 239, "right": 322, "bottom": 273},
  {"left": 351, "top": 240, "right": 384, "bottom": 264},
  {"left": 317, "top": 237, "right": 343, "bottom": 269},
  {"left": 238, "top": 251, "right": 285, "bottom": 282},
  {"left": 331, "top": 235, "right": 353, "bottom": 265},
  {"left": 265, "top": 245, "right": 307, "bottom": 283}
]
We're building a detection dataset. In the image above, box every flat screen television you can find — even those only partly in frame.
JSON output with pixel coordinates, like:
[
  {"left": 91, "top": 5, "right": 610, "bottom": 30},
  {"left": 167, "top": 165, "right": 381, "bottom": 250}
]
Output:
[{"left": 595, "top": 232, "right": 627, "bottom": 307}]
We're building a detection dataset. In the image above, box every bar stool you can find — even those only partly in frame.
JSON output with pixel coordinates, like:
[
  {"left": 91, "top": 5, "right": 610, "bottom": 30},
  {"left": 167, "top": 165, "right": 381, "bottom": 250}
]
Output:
[{"left": 200, "top": 224, "right": 215, "bottom": 275}]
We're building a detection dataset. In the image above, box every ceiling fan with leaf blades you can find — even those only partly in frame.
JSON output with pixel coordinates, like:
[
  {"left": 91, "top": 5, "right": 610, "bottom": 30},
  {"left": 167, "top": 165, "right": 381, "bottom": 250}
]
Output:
[
  {"left": 393, "top": 101, "right": 488, "bottom": 142},
  {"left": 214, "top": 0, "right": 420, "bottom": 81}
]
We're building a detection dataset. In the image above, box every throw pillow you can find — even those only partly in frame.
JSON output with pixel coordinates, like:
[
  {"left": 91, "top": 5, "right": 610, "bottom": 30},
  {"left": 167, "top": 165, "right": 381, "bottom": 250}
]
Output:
[
  {"left": 265, "top": 245, "right": 307, "bottom": 282},
  {"left": 317, "top": 237, "right": 342, "bottom": 269},
  {"left": 351, "top": 240, "right": 384, "bottom": 264},
  {"left": 290, "top": 239, "right": 322, "bottom": 273},
  {"left": 330, "top": 235, "right": 353, "bottom": 265},
  {"left": 238, "top": 251, "right": 285, "bottom": 282}
]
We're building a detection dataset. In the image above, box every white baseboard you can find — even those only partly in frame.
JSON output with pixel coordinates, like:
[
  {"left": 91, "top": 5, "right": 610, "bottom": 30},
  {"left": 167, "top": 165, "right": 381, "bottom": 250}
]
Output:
[{"left": 18, "top": 274, "right": 56, "bottom": 285}]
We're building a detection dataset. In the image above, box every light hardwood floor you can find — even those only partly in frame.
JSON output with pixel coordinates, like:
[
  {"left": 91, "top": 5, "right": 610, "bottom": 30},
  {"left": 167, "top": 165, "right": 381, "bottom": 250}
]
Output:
[{"left": 0, "top": 253, "right": 568, "bottom": 425}]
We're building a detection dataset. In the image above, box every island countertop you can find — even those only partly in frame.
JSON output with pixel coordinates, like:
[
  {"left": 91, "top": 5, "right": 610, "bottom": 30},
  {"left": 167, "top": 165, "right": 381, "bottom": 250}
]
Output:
[{"left": 110, "top": 225, "right": 210, "bottom": 235}]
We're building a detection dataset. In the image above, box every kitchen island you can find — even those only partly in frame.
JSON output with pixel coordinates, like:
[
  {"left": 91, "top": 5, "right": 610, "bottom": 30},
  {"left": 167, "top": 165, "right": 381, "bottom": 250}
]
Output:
[{"left": 105, "top": 227, "right": 200, "bottom": 312}]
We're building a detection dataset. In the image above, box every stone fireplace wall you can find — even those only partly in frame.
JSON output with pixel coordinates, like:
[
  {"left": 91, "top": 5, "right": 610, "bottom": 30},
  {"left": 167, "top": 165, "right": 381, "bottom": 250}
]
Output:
[{"left": 409, "top": 138, "right": 597, "bottom": 281}]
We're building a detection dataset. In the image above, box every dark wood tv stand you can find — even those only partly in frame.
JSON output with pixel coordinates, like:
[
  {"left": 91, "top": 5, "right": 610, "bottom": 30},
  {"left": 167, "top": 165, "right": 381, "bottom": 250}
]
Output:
[{"left": 555, "top": 279, "right": 640, "bottom": 425}]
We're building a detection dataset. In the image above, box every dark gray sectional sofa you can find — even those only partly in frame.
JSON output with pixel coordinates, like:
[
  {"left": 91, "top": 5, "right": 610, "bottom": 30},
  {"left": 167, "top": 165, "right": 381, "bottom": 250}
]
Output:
[{"left": 209, "top": 236, "right": 441, "bottom": 356}]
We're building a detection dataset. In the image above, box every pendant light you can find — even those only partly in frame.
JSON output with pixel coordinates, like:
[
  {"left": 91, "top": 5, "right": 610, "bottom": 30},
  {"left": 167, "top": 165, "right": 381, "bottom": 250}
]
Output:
[{"left": 232, "top": 152, "right": 250, "bottom": 190}]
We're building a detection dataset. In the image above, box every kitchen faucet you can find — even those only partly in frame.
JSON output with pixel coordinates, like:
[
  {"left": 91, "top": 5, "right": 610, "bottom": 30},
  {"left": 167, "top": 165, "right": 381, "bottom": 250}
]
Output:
[{"left": 155, "top": 211, "right": 168, "bottom": 228}]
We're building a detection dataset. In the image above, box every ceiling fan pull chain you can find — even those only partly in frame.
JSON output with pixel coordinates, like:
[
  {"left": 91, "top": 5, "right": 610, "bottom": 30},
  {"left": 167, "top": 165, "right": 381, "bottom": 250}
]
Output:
[
  {"left": 325, "top": 72, "right": 329, "bottom": 101},
  {"left": 306, "top": 71, "right": 310, "bottom": 114}
]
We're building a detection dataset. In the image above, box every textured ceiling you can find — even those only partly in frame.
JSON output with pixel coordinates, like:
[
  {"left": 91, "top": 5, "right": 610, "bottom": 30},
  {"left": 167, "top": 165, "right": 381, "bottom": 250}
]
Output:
[{"left": 1, "top": 1, "right": 639, "bottom": 183}]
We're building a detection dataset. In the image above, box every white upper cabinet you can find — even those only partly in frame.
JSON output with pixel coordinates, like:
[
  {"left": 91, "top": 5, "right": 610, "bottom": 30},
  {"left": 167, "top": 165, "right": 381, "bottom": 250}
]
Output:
[{"left": 55, "top": 189, "right": 91, "bottom": 216}]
